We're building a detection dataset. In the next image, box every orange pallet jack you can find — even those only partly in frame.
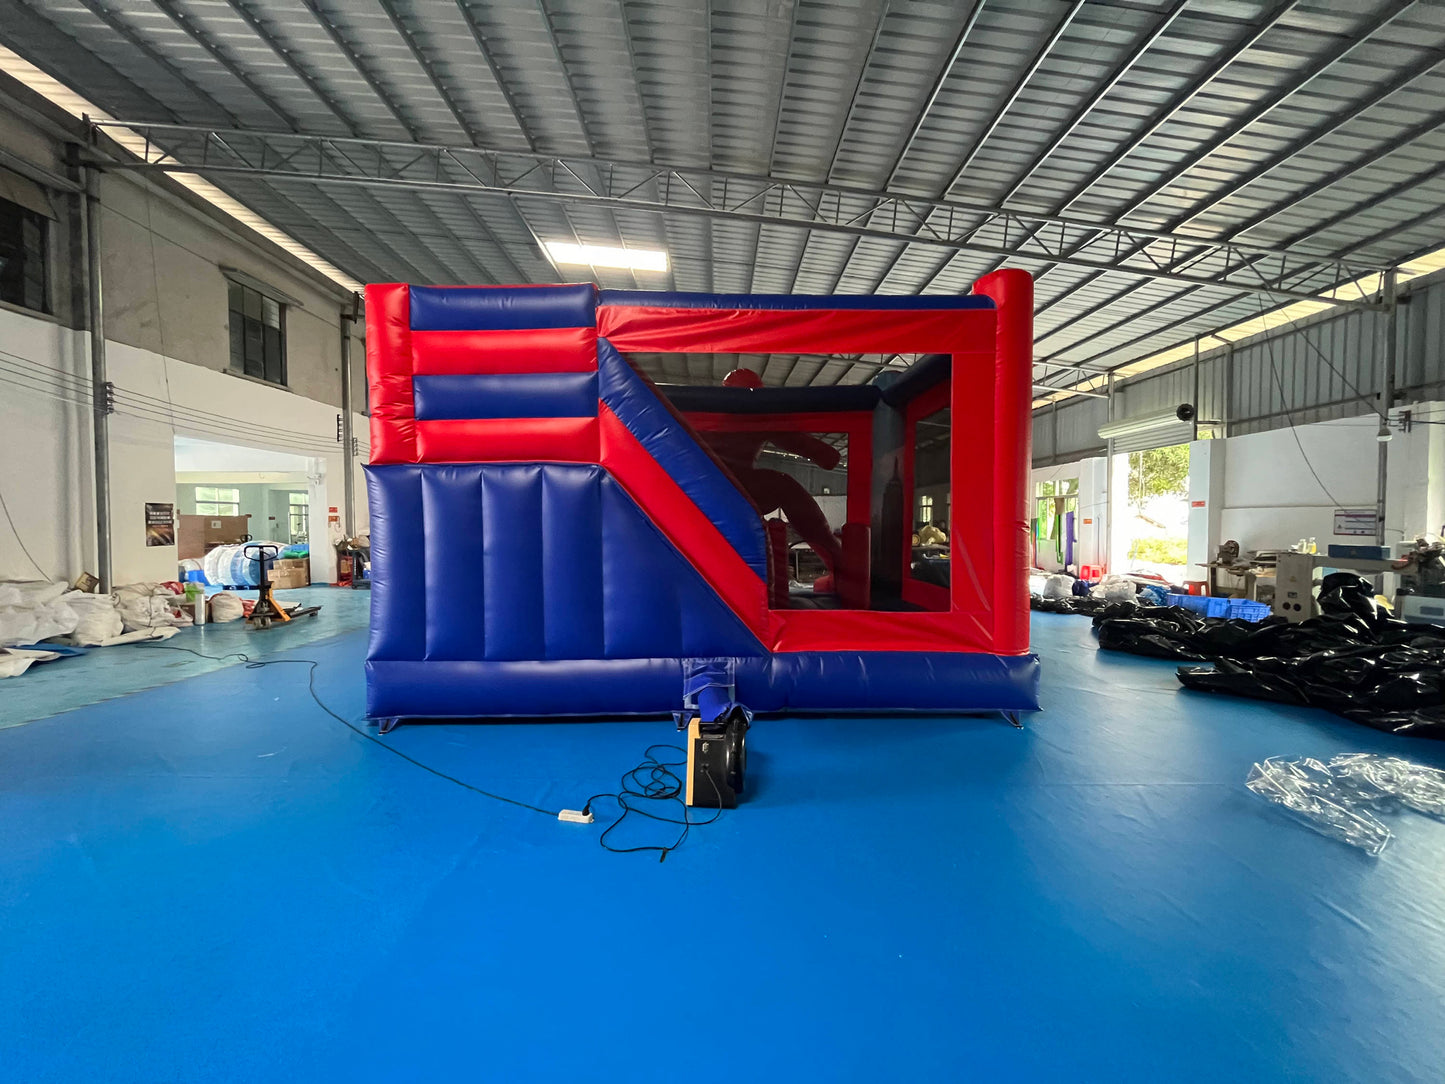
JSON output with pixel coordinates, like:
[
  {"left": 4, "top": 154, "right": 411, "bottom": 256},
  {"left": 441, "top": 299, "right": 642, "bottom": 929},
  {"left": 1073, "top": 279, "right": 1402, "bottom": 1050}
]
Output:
[{"left": 244, "top": 543, "right": 322, "bottom": 630}]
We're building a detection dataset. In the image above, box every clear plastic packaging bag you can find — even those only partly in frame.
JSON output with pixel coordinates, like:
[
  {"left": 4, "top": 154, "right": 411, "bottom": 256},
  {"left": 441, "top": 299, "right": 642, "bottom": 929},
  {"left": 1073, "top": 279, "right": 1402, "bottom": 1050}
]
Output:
[
  {"left": 1246, "top": 754, "right": 1445, "bottom": 856},
  {"left": 1327, "top": 754, "right": 1445, "bottom": 818}
]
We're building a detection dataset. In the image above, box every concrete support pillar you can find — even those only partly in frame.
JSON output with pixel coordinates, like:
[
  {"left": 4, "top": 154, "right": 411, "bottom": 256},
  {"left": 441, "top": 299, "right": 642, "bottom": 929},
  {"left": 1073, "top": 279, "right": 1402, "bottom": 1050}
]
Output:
[
  {"left": 1074, "top": 457, "right": 1106, "bottom": 572},
  {"left": 1108, "top": 451, "right": 1132, "bottom": 573},
  {"left": 1187, "top": 439, "right": 1225, "bottom": 588}
]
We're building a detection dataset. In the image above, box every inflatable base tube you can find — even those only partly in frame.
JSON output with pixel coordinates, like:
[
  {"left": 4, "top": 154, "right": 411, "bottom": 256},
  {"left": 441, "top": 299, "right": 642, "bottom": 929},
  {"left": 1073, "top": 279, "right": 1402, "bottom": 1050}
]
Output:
[{"left": 367, "top": 651, "right": 1040, "bottom": 719}]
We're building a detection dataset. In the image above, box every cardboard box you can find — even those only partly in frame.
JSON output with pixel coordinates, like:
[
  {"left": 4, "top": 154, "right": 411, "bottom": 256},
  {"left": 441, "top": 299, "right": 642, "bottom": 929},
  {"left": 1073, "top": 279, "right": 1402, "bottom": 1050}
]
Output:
[
  {"left": 270, "top": 557, "right": 310, "bottom": 590},
  {"left": 177, "top": 514, "right": 252, "bottom": 559}
]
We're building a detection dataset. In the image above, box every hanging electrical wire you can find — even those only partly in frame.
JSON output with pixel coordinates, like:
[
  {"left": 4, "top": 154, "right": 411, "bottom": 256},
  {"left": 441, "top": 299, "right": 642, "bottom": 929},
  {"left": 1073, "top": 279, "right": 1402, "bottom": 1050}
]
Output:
[
  {"left": 0, "top": 476, "right": 54, "bottom": 580},
  {"left": 1259, "top": 284, "right": 1386, "bottom": 420},
  {"left": 1256, "top": 293, "right": 1343, "bottom": 507}
]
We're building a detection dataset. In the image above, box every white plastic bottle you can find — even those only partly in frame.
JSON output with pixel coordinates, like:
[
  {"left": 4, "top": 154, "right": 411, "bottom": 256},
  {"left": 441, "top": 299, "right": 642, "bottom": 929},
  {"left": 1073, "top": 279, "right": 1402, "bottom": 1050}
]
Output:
[{"left": 185, "top": 581, "right": 207, "bottom": 625}]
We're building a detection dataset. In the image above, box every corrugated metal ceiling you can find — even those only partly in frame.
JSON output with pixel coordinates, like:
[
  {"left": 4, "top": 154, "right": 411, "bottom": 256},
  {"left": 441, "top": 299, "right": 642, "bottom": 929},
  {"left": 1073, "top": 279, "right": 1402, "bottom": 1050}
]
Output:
[{"left": 3, "top": 0, "right": 1444, "bottom": 388}]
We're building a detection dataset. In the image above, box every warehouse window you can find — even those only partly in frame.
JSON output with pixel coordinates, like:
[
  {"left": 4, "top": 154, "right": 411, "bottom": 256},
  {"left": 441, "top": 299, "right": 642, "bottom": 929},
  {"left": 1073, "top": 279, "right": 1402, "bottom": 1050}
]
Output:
[
  {"left": 195, "top": 486, "right": 240, "bottom": 516},
  {"left": 0, "top": 195, "right": 49, "bottom": 314},
  {"left": 912, "top": 406, "right": 950, "bottom": 538},
  {"left": 227, "top": 280, "right": 286, "bottom": 386},
  {"left": 288, "top": 491, "right": 308, "bottom": 541}
]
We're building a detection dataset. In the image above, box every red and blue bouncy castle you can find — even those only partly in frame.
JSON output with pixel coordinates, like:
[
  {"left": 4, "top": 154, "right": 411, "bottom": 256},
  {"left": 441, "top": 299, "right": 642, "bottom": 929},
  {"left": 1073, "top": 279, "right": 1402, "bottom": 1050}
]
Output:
[{"left": 363, "top": 270, "right": 1039, "bottom": 722}]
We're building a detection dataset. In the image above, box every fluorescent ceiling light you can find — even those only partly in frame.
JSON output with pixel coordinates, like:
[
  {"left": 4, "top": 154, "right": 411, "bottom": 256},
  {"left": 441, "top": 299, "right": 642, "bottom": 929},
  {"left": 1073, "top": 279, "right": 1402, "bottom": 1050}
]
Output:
[
  {"left": 545, "top": 242, "right": 668, "bottom": 272},
  {"left": 0, "top": 45, "right": 363, "bottom": 294}
]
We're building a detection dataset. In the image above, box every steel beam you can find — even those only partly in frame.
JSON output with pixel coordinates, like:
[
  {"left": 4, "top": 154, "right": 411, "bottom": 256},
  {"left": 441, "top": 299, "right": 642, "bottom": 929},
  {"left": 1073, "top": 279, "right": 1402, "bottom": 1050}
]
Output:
[
  {"left": 1036, "top": 383, "right": 1106, "bottom": 400},
  {"left": 223, "top": 0, "right": 362, "bottom": 136},
  {"left": 375, "top": 0, "right": 485, "bottom": 145},
  {"left": 1376, "top": 270, "right": 1398, "bottom": 545},
  {"left": 1028, "top": 55, "right": 1445, "bottom": 302},
  {"left": 872, "top": 0, "right": 1302, "bottom": 293},
  {"left": 339, "top": 295, "right": 357, "bottom": 538},
  {"left": 785, "top": 0, "right": 889, "bottom": 293},
  {"left": 91, "top": 121, "right": 1390, "bottom": 307},
  {"left": 1029, "top": 168, "right": 1438, "bottom": 382},
  {"left": 538, "top": 0, "right": 591, "bottom": 138},
  {"left": 936, "top": 0, "right": 1086, "bottom": 194},
  {"left": 295, "top": 0, "right": 418, "bottom": 138},
  {"left": 1221, "top": 117, "right": 1445, "bottom": 243},
  {"left": 1170, "top": 56, "right": 1445, "bottom": 236},
  {"left": 995, "top": 0, "right": 1191, "bottom": 207},
  {"left": 1107, "top": 0, "right": 1422, "bottom": 226},
  {"left": 851, "top": 0, "right": 1086, "bottom": 293},
  {"left": 886, "top": 1, "right": 988, "bottom": 187},
  {"left": 150, "top": 0, "right": 300, "bottom": 131},
  {"left": 1028, "top": 150, "right": 1427, "bottom": 352},
  {"left": 1016, "top": 1, "right": 1421, "bottom": 307},
  {"left": 451, "top": 0, "right": 536, "bottom": 149},
  {"left": 83, "top": 167, "right": 111, "bottom": 592},
  {"left": 71, "top": 0, "right": 241, "bottom": 127},
  {"left": 815, "top": 1, "right": 989, "bottom": 292}
]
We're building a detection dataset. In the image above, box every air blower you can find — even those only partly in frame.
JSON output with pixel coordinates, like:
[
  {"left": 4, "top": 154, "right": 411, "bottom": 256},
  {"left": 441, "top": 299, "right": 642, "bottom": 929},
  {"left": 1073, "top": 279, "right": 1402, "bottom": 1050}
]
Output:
[
  {"left": 680, "top": 662, "right": 751, "bottom": 809},
  {"left": 685, "top": 708, "right": 749, "bottom": 809}
]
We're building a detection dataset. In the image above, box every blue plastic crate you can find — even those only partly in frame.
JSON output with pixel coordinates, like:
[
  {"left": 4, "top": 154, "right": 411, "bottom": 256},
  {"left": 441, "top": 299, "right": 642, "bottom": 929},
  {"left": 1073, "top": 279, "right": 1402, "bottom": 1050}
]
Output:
[
  {"left": 1165, "top": 593, "right": 1265, "bottom": 620},
  {"left": 1165, "top": 593, "right": 1210, "bottom": 614},
  {"left": 1228, "top": 599, "right": 1271, "bottom": 623}
]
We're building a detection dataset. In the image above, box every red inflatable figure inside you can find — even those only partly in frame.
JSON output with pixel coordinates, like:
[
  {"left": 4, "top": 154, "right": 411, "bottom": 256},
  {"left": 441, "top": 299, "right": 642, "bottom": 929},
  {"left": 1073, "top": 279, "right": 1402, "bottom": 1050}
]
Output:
[{"left": 704, "top": 367, "right": 844, "bottom": 590}]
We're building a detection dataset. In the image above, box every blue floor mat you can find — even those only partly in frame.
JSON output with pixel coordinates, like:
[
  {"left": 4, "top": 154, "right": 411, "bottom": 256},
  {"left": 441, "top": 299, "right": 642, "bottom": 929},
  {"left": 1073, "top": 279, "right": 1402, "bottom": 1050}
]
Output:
[
  {"left": 1, "top": 613, "right": 1443, "bottom": 1082},
  {"left": 0, "top": 586, "right": 369, "bottom": 729}
]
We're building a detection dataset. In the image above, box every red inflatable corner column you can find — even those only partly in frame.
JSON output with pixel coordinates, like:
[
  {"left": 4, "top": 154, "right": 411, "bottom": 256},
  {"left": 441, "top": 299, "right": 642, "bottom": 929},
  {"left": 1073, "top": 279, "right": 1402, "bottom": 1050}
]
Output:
[
  {"left": 971, "top": 269, "right": 1034, "bottom": 657},
  {"left": 366, "top": 283, "right": 416, "bottom": 464}
]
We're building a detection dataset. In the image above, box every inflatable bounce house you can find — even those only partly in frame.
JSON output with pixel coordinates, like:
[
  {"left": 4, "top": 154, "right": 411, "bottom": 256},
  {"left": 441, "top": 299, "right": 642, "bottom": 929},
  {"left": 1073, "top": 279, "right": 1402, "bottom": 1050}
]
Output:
[{"left": 363, "top": 270, "right": 1038, "bottom": 724}]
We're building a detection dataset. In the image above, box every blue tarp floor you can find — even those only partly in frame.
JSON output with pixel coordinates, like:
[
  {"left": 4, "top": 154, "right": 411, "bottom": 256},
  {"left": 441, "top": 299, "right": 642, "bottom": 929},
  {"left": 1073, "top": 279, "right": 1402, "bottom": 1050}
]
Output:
[{"left": 2, "top": 605, "right": 1443, "bottom": 1082}]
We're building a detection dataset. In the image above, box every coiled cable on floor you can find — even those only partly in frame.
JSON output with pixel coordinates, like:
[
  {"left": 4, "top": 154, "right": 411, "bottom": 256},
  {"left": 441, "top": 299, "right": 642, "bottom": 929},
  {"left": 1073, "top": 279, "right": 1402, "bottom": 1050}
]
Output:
[{"left": 581, "top": 744, "right": 725, "bottom": 862}]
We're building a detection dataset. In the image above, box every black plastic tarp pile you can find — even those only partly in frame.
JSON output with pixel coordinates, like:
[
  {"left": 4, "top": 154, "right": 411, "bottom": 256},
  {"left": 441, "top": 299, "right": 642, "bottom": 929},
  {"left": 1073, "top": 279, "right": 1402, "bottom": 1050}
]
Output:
[
  {"left": 1090, "top": 574, "right": 1445, "bottom": 740},
  {"left": 1030, "top": 595, "right": 1137, "bottom": 618}
]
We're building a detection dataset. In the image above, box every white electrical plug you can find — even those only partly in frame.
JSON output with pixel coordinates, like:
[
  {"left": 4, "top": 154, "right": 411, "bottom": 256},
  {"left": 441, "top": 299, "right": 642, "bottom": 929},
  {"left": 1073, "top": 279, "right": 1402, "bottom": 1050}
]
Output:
[{"left": 557, "top": 809, "right": 594, "bottom": 824}]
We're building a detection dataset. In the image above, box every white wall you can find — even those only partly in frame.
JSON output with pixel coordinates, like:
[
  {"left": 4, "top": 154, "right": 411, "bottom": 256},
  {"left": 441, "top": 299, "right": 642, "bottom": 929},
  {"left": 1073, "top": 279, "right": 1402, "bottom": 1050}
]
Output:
[
  {"left": 0, "top": 311, "right": 94, "bottom": 581},
  {"left": 0, "top": 92, "right": 376, "bottom": 587},
  {"left": 1186, "top": 439, "right": 1225, "bottom": 584},
  {"left": 1156, "top": 410, "right": 1445, "bottom": 592},
  {"left": 96, "top": 171, "right": 361, "bottom": 411},
  {"left": 1077, "top": 457, "right": 1107, "bottom": 572},
  {"left": 174, "top": 436, "right": 313, "bottom": 474},
  {"left": 1217, "top": 416, "right": 1404, "bottom": 553},
  {"left": 1390, "top": 403, "right": 1445, "bottom": 542},
  {"left": 0, "top": 306, "right": 368, "bottom": 585},
  {"left": 1034, "top": 415, "right": 1445, "bottom": 584},
  {"left": 1108, "top": 452, "right": 1132, "bottom": 576}
]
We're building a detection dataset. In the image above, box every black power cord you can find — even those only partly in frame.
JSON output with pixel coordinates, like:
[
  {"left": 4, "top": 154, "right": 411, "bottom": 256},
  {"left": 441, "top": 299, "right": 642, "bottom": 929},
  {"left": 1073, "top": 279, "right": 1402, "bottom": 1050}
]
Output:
[
  {"left": 134, "top": 643, "right": 732, "bottom": 856},
  {"left": 135, "top": 643, "right": 558, "bottom": 817},
  {"left": 0, "top": 476, "right": 53, "bottom": 580},
  {"left": 582, "top": 743, "right": 726, "bottom": 862}
]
